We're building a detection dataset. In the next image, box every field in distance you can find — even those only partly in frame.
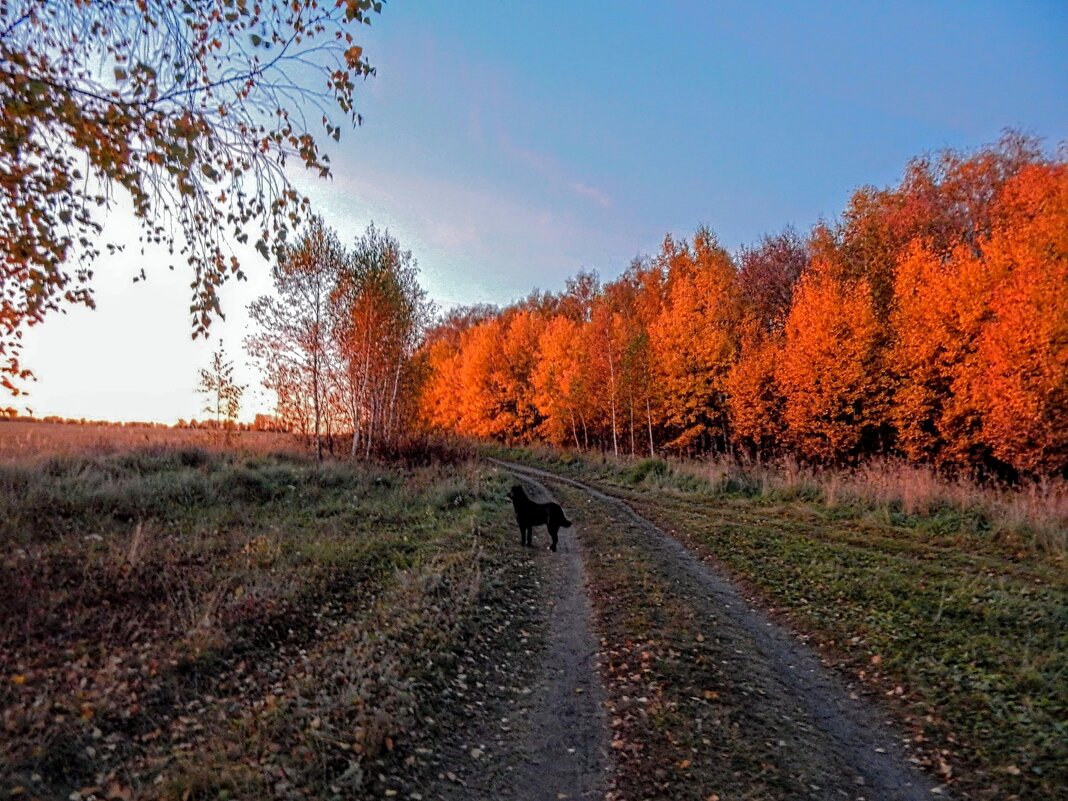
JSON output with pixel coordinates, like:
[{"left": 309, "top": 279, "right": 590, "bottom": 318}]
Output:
[{"left": 0, "top": 420, "right": 300, "bottom": 461}]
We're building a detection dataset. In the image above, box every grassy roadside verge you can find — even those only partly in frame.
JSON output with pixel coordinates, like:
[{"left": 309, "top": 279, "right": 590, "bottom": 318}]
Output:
[
  {"left": 493, "top": 447, "right": 1067, "bottom": 801},
  {"left": 1, "top": 447, "right": 531, "bottom": 800}
]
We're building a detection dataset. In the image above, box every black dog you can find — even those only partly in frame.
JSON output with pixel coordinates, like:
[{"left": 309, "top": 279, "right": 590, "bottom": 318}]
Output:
[{"left": 506, "top": 484, "right": 572, "bottom": 552}]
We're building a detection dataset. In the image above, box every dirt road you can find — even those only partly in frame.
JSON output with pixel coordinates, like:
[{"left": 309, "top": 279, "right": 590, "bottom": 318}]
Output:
[
  {"left": 377, "top": 469, "right": 611, "bottom": 800},
  {"left": 504, "top": 474, "right": 611, "bottom": 800},
  {"left": 492, "top": 459, "right": 945, "bottom": 801}
]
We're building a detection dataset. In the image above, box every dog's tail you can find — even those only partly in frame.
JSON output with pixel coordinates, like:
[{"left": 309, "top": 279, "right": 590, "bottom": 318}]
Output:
[{"left": 560, "top": 513, "right": 572, "bottom": 528}]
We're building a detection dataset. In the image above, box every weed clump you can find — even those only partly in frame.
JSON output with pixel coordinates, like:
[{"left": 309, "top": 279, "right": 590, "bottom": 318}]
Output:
[
  {"left": 626, "top": 458, "right": 670, "bottom": 485},
  {"left": 227, "top": 465, "right": 288, "bottom": 503},
  {"left": 429, "top": 477, "right": 474, "bottom": 510}
]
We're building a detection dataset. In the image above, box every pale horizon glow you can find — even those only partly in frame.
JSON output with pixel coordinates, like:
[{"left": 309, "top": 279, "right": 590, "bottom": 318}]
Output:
[{"left": 14, "top": 0, "right": 1068, "bottom": 424}]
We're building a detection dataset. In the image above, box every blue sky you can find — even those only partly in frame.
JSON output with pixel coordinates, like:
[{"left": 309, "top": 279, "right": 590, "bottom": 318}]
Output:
[
  {"left": 333, "top": 0, "right": 1068, "bottom": 306},
  {"left": 17, "top": 0, "right": 1068, "bottom": 422}
]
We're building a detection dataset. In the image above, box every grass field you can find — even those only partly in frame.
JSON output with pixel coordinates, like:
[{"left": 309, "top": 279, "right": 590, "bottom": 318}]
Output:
[
  {"left": 492, "top": 446, "right": 1067, "bottom": 801},
  {"left": 0, "top": 429, "right": 535, "bottom": 800},
  {"left": 0, "top": 421, "right": 300, "bottom": 461}
]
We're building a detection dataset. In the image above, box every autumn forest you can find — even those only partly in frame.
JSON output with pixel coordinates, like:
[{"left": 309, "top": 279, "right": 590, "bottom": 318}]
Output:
[{"left": 291, "top": 133, "right": 1066, "bottom": 479}]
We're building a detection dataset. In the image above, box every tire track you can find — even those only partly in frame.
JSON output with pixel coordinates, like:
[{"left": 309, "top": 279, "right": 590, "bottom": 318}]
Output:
[{"left": 498, "top": 471, "right": 611, "bottom": 800}]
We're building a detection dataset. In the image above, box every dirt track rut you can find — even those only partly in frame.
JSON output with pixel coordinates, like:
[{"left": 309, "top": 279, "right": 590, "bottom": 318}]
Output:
[
  {"left": 504, "top": 473, "right": 610, "bottom": 800},
  {"left": 492, "top": 459, "right": 945, "bottom": 801}
]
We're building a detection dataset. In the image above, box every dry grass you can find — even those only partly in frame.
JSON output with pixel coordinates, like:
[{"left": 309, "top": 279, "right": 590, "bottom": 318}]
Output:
[
  {"left": 653, "top": 455, "right": 1067, "bottom": 556},
  {"left": 0, "top": 420, "right": 301, "bottom": 462},
  {"left": 826, "top": 460, "right": 1068, "bottom": 552},
  {"left": 0, "top": 439, "right": 513, "bottom": 800},
  {"left": 492, "top": 445, "right": 1068, "bottom": 557},
  {"left": 699, "top": 456, "right": 1068, "bottom": 556}
]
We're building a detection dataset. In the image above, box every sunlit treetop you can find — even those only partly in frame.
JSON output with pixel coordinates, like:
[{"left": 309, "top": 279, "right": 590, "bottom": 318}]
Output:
[{"left": 0, "top": 0, "right": 383, "bottom": 393}]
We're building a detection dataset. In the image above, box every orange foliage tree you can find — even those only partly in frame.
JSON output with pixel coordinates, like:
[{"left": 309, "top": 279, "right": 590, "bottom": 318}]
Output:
[
  {"left": 726, "top": 329, "right": 785, "bottom": 455},
  {"left": 649, "top": 229, "right": 739, "bottom": 453},
  {"left": 889, "top": 240, "right": 998, "bottom": 467},
  {"left": 449, "top": 310, "right": 545, "bottom": 442},
  {"left": 419, "top": 306, "right": 498, "bottom": 434},
  {"left": 889, "top": 156, "right": 1065, "bottom": 474},
  {"left": 532, "top": 315, "right": 587, "bottom": 448},
  {"left": 727, "top": 230, "right": 807, "bottom": 455},
  {"left": 777, "top": 255, "right": 888, "bottom": 461},
  {"left": 969, "top": 164, "right": 1068, "bottom": 475},
  {"left": 248, "top": 218, "right": 429, "bottom": 458}
]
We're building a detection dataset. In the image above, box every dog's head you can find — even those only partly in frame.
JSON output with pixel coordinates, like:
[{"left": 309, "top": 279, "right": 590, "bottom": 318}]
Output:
[{"left": 506, "top": 484, "right": 524, "bottom": 501}]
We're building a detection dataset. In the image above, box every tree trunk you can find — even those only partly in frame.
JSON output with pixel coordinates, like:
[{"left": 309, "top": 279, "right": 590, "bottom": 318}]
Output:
[
  {"left": 629, "top": 390, "right": 636, "bottom": 457},
  {"left": 607, "top": 340, "right": 619, "bottom": 458},
  {"left": 365, "top": 391, "right": 377, "bottom": 459},
  {"left": 386, "top": 358, "right": 403, "bottom": 443},
  {"left": 354, "top": 371, "right": 367, "bottom": 454},
  {"left": 646, "top": 394, "right": 655, "bottom": 457},
  {"left": 312, "top": 350, "right": 322, "bottom": 461}
]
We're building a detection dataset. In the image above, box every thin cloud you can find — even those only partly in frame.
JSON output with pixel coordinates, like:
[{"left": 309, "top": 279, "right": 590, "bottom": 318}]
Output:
[
  {"left": 428, "top": 220, "right": 480, "bottom": 249},
  {"left": 497, "top": 132, "right": 613, "bottom": 209},
  {"left": 569, "top": 181, "right": 613, "bottom": 208},
  {"left": 311, "top": 163, "right": 627, "bottom": 307}
]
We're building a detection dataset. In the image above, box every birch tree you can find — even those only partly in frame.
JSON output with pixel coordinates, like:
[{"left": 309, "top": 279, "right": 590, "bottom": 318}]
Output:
[
  {"left": 197, "top": 342, "right": 245, "bottom": 429},
  {"left": 332, "top": 223, "right": 430, "bottom": 456},
  {"left": 247, "top": 217, "right": 344, "bottom": 460}
]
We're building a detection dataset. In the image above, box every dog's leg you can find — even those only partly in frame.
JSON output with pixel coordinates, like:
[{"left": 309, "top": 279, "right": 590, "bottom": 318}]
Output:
[{"left": 548, "top": 524, "right": 558, "bottom": 552}]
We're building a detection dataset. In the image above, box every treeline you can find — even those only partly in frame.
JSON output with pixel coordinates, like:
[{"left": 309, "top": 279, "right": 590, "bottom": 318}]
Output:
[
  {"left": 246, "top": 218, "right": 431, "bottom": 459},
  {"left": 0, "top": 415, "right": 174, "bottom": 428},
  {"left": 175, "top": 417, "right": 280, "bottom": 431},
  {"left": 419, "top": 134, "right": 1067, "bottom": 478}
]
